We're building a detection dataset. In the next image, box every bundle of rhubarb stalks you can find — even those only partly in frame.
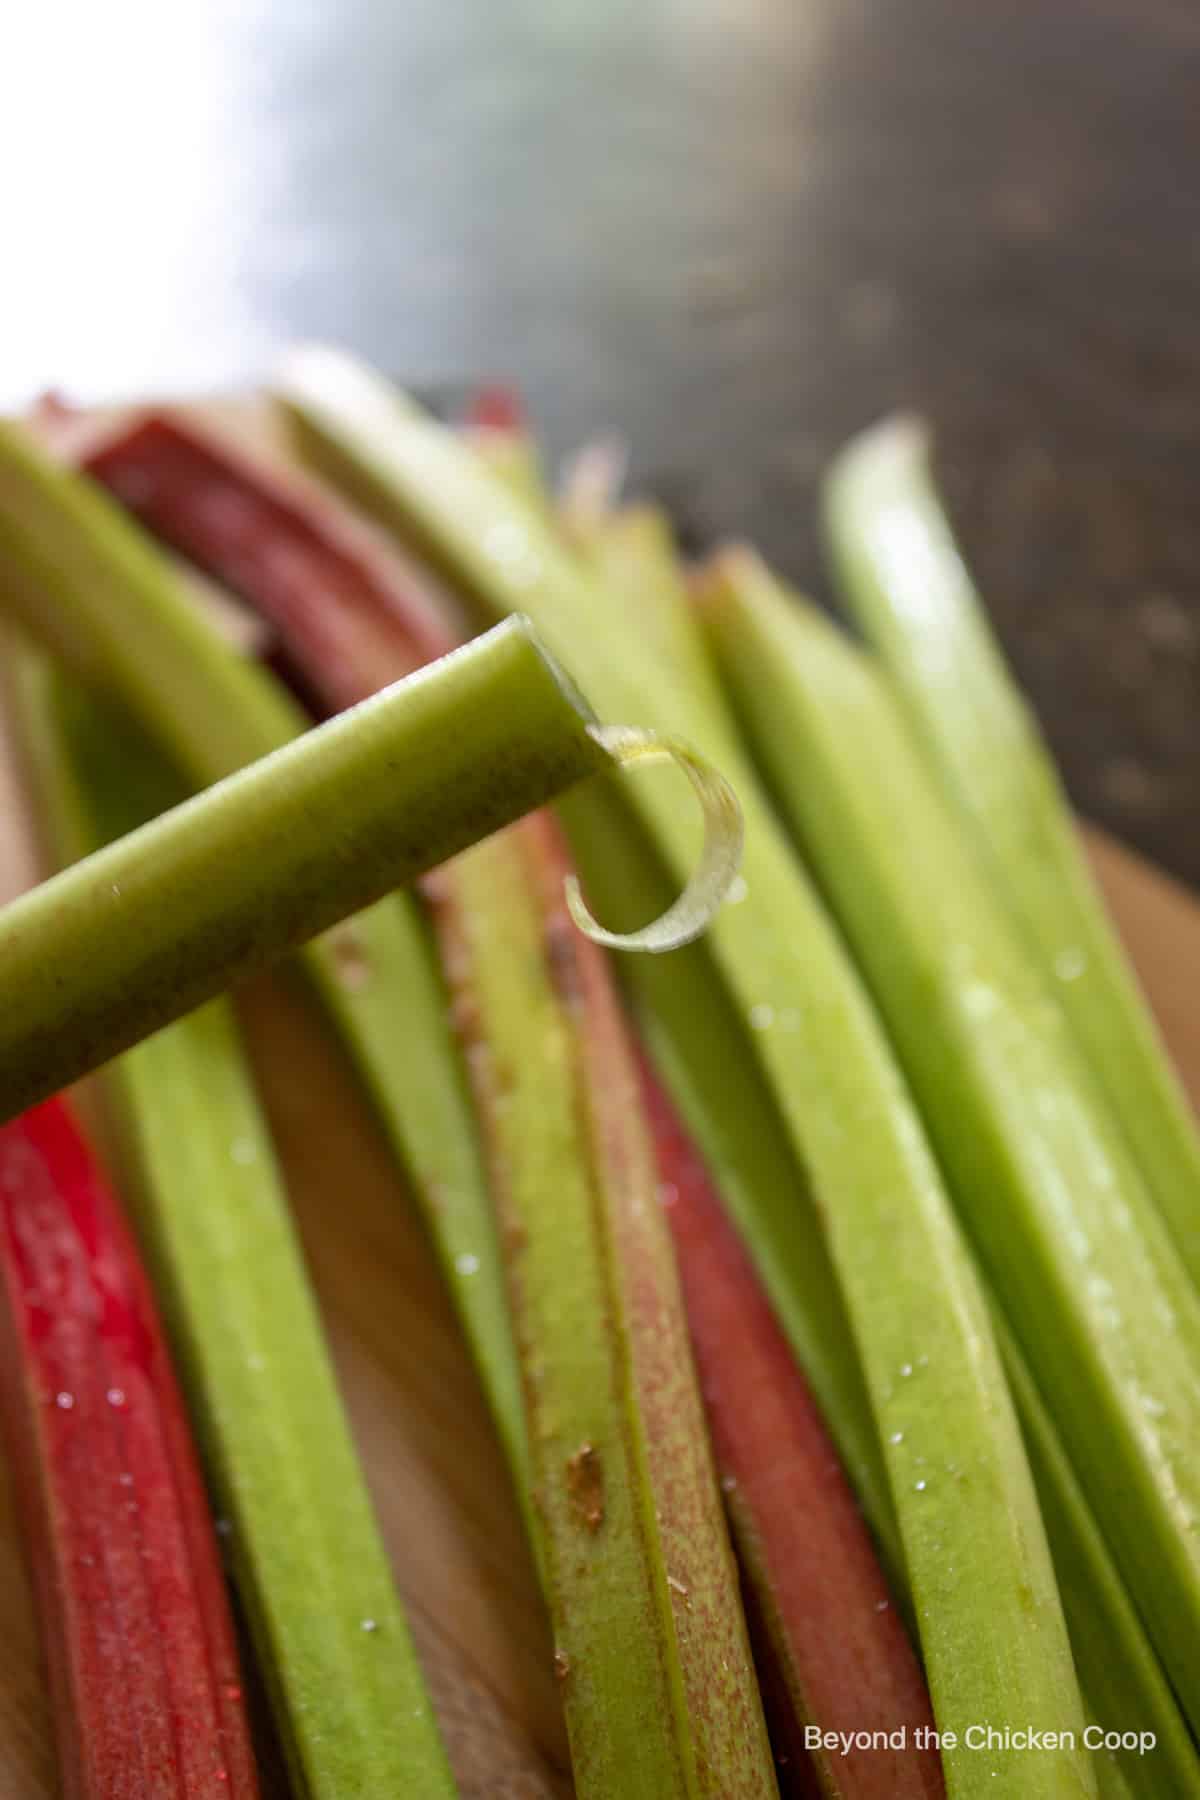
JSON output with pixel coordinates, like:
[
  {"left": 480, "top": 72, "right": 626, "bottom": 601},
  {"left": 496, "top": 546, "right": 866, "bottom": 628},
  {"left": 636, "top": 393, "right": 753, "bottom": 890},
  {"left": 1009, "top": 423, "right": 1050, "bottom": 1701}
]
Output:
[{"left": 0, "top": 351, "right": 1196, "bottom": 1800}]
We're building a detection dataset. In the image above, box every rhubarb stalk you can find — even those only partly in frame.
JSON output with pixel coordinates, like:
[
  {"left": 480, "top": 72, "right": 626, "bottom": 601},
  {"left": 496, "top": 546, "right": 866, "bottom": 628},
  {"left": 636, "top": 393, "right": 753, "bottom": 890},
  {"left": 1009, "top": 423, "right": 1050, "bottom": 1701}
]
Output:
[
  {"left": 990, "top": 1308, "right": 1198, "bottom": 1798},
  {"left": 823, "top": 418, "right": 1200, "bottom": 1291},
  {"left": 0, "top": 612, "right": 610, "bottom": 1125},
  {"left": 12, "top": 659, "right": 459, "bottom": 1798},
  {"left": 0, "top": 1095, "right": 259, "bottom": 1799},
  {"left": 570, "top": 502, "right": 728, "bottom": 719}
]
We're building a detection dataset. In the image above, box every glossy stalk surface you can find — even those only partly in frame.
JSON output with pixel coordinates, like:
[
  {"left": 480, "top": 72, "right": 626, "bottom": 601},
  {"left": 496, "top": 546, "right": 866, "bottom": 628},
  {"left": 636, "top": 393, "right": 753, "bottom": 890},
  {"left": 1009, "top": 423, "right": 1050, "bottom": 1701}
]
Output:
[
  {"left": 823, "top": 417, "right": 1200, "bottom": 1291},
  {"left": 702, "top": 549, "right": 1200, "bottom": 1738}
]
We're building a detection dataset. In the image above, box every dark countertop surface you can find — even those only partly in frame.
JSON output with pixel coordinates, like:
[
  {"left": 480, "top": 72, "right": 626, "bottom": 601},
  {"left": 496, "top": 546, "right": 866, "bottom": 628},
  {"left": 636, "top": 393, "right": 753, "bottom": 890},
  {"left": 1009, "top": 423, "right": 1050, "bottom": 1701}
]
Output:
[{"left": 5, "top": 0, "right": 1197, "bottom": 883}]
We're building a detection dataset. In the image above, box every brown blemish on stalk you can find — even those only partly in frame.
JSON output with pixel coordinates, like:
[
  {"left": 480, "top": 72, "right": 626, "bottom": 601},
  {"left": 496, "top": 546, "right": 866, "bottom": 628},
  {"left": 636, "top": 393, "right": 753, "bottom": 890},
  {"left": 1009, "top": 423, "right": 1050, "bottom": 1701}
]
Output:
[
  {"left": 543, "top": 914, "right": 585, "bottom": 1011},
  {"left": 553, "top": 1648, "right": 571, "bottom": 1684},
  {"left": 328, "top": 923, "right": 371, "bottom": 989},
  {"left": 503, "top": 1219, "right": 528, "bottom": 1256},
  {"left": 565, "top": 1442, "right": 605, "bottom": 1532},
  {"left": 449, "top": 989, "right": 483, "bottom": 1044}
]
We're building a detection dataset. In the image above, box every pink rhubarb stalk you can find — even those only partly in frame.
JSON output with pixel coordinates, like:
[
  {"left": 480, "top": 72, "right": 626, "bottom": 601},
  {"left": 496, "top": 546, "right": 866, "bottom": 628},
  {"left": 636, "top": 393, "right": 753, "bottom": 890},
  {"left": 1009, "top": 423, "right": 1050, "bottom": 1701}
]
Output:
[
  {"left": 82, "top": 410, "right": 454, "bottom": 694},
  {"left": 463, "top": 385, "right": 526, "bottom": 434},
  {"left": 0, "top": 1097, "right": 259, "bottom": 1799}
]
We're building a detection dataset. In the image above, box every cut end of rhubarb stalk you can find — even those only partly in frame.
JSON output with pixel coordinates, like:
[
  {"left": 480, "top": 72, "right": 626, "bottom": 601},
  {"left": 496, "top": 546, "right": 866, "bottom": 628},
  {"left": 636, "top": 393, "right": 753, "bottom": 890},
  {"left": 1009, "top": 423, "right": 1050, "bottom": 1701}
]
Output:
[
  {"left": 568, "top": 726, "right": 744, "bottom": 953},
  {"left": 558, "top": 436, "right": 631, "bottom": 534},
  {"left": 464, "top": 385, "right": 526, "bottom": 434}
]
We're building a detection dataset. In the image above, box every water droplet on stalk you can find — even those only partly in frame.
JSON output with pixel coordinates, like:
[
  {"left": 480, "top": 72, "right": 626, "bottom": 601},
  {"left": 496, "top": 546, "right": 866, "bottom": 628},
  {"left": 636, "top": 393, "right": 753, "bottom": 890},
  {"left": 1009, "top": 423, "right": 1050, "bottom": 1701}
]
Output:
[{"left": 1054, "top": 948, "right": 1088, "bottom": 982}]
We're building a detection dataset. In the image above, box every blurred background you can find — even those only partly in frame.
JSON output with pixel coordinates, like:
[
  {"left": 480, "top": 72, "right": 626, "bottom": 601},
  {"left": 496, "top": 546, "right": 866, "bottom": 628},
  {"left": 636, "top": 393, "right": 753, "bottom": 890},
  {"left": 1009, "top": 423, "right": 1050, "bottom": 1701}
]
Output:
[{"left": 3, "top": 0, "right": 1197, "bottom": 880}]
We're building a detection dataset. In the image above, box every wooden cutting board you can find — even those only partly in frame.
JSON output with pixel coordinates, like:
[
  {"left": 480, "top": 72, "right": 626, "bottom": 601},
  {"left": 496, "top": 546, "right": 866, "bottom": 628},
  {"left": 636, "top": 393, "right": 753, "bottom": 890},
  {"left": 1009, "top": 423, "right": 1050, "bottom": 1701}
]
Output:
[{"left": 0, "top": 694, "right": 1196, "bottom": 1798}]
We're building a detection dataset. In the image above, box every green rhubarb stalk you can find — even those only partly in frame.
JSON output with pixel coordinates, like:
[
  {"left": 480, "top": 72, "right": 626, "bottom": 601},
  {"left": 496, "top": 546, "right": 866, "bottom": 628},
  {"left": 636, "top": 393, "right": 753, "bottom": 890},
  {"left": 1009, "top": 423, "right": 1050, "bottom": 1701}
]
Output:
[
  {"left": 0, "top": 417, "right": 571, "bottom": 1487},
  {"left": 0, "top": 417, "right": 302, "bottom": 769},
  {"left": 991, "top": 1310, "right": 1197, "bottom": 1799},
  {"left": 570, "top": 503, "right": 729, "bottom": 722},
  {"left": 275, "top": 348, "right": 1094, "bottom": 1799},
  {"left": 428, "top": 814, "right": 776, "bottom": 1800},
  {"left": 823, "top": 418, "right": 1200, "bottom": 1289},
  {"left": 1093, "top": 1755, "right": 1136, "bottom": 1800},
  {"left": 700, "top": 549, "right": 1200, "bottom": 1739},
  {"left": 559, "top": 503, "right": 898, "bottom": 1564},
  {"left": 14, "top": 655, "right": 458, "bottom": 1799},
  {"left": 0, "top": 609, "right": 608, "bottom": 1125},
  {"left": 465, "top": 424, "right": 549, "bottom": 510}
]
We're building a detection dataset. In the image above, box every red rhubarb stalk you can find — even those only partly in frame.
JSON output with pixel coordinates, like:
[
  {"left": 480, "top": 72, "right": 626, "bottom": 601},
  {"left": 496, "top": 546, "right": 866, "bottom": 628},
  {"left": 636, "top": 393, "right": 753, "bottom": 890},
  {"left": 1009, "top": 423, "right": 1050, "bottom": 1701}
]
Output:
[
  {"left": 0, "top": 1097, "right": 259, "bottom": 1799},
  {"left": 639, "top": 1058, "right": 944, "bottom": 1800},
  {"left": 83, "top": 411, "right": 456, "bottom": 697},
  {"left": 464, "top": 385, "right": 526, "bottom": 434},
  {"left": 460, "top": 391, "right": 549, "bottom": 508}
]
